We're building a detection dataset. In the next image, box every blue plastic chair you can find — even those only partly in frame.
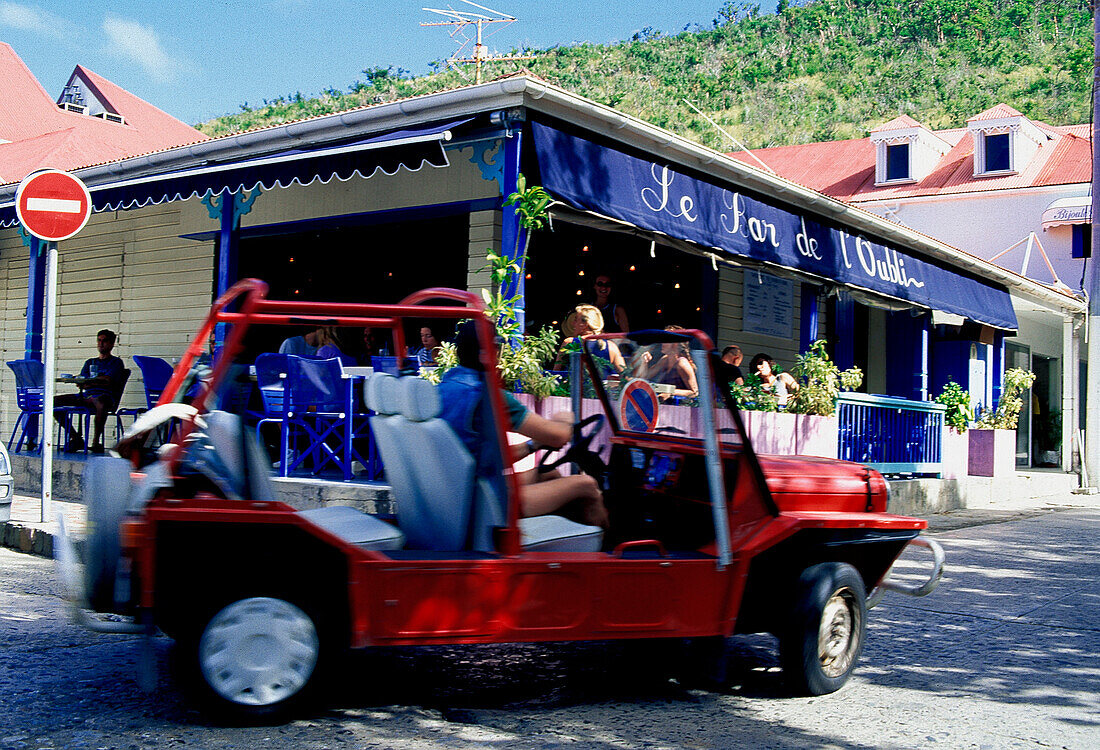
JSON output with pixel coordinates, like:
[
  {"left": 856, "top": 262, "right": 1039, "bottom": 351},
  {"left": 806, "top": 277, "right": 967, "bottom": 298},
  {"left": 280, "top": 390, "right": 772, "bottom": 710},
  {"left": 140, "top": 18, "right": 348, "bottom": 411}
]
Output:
[
  {"left": 6, "top": 360, "right": 44, "bottom": 453},
  {"left": 131, "top": 355, "right": 174, "bottom": 410},
  {"left": 284, "top": 356, "right": 353, "bottom": 477},
  {"left": 371, "top": 356, "right": 400, "bottom": 375},
  {"left": 255, "top": 353, "right": 291, "bottom": 472}
]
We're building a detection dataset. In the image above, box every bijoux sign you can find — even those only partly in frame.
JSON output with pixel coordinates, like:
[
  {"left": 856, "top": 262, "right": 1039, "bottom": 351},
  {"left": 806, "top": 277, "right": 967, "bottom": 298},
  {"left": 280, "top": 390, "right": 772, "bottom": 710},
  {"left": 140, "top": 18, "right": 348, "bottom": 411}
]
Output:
[{"left": 15, "top": 169, "right": 92, "bottom": 242}]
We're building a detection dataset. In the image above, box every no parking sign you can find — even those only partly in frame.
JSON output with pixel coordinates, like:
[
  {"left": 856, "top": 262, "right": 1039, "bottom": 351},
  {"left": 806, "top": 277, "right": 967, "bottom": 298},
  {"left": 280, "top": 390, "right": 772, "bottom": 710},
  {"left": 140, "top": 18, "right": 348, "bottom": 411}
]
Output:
[{"left": 619, "top": 379, "right": 659, "bottom": 432}]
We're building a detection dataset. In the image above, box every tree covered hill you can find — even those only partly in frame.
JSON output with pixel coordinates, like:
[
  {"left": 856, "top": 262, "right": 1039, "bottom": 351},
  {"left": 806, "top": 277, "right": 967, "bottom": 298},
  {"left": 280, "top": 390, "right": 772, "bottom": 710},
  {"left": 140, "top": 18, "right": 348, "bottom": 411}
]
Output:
[{"left": 198, "top": 0, "right": 1092, "bottom": 150}]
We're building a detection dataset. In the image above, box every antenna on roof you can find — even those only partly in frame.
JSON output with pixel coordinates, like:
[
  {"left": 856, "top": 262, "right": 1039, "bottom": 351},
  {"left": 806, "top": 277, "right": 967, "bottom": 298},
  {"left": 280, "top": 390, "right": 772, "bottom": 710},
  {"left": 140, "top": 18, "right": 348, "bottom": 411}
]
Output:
[
  {"left": 682, "top": 99, "right": 775, "bottom": 175},
  {"left": 421, "top": 1, "right": 534, "bottom": 84}
]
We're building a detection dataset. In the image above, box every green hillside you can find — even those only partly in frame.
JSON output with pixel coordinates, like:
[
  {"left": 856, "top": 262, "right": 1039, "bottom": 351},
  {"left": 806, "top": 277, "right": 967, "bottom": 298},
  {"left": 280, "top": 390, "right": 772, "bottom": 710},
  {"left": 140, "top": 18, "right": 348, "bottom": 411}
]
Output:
[{"left": 198, "top": 0, "right": 1093, "bottom": 149}]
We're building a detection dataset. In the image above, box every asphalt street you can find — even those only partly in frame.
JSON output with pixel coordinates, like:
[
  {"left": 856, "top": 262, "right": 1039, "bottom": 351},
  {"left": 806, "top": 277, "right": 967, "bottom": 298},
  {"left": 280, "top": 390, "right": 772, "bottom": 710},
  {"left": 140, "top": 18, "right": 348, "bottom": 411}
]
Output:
[{"left": 0, "top": 506, "right": 1097, "bottom": 749}]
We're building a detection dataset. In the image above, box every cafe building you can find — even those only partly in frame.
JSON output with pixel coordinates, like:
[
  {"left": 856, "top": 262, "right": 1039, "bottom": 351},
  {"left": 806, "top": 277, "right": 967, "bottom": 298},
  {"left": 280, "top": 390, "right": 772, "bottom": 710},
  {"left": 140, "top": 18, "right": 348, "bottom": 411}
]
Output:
[{"left": 0, "top": 75, "right": 1085, "bottom": 479}]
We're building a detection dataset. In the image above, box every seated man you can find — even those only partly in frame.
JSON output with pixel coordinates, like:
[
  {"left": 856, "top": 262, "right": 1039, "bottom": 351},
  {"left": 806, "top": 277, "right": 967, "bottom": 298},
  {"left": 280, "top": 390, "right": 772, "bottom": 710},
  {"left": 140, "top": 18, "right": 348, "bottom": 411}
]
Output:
[
  {"left": 54, "top": 329, "right": 125, "bottom": 453},
  {"left": 437, "top": 322, "right": 608, "bottom": 529},
  {"left": 278, "top": 326, "right": 323, "bottom": 357}
]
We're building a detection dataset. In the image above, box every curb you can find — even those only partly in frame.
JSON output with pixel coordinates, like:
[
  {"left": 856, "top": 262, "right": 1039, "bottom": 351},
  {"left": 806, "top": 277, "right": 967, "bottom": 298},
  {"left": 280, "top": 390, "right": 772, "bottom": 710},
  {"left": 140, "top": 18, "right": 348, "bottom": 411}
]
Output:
[{"left": 1, "top": 520, "right": 55, "bottom": 559}]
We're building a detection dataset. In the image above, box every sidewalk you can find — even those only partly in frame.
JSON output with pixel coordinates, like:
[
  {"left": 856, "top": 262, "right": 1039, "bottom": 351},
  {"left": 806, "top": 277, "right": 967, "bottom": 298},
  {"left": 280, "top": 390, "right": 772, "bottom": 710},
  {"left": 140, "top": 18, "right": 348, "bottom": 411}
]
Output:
[
  {"left": 2, "top": 494, "right": 86, "bottom": 558},
  {"left": 5, "top": 486, "right": 1099, "bottom": 560}
]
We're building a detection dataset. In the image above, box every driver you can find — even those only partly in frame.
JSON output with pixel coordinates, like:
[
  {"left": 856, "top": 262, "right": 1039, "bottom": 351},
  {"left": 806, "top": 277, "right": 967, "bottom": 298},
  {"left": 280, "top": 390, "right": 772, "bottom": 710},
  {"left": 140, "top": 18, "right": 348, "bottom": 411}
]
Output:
[{"left": 437, "top": 322, "right": 609, "bottom": 529}]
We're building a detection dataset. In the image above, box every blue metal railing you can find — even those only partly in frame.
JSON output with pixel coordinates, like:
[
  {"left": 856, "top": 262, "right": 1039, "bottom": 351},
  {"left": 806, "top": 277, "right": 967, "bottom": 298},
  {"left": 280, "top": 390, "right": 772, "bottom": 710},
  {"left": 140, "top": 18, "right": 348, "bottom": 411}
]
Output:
[{"left": 837, "top": 393, "right": 946, "bottom": 476}]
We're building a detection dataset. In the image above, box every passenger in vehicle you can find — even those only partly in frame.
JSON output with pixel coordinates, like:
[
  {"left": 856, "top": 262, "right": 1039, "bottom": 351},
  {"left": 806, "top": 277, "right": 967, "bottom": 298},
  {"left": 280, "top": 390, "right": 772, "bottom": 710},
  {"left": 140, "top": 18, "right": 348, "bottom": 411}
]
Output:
[
  {"left": 553, "top": 304, "right": 626, "bottom": 376},
  {"left": 439, "top": 322, "right": 609, "bottom": 528},
  {"left": 639, "top": 325, "right": 700, "bottom": 401},
  {"left": 748, "top": 352, "right": 800, "bottom": 407}
]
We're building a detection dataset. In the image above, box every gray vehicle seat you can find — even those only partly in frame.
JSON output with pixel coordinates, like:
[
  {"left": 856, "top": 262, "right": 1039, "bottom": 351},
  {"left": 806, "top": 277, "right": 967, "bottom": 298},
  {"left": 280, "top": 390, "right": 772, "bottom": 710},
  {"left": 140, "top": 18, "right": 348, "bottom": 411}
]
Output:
[
  {"left": 198, "top": 410, "right": 404, "bottom": 551},
  {"left": 367, "top": 372, "right": 603, "bottom": 553}
]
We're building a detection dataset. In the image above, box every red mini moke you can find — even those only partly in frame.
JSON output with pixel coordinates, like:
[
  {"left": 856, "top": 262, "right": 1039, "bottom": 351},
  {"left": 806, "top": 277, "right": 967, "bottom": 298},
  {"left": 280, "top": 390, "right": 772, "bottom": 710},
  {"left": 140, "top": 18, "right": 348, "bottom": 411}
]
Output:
[{"left": 57, "top": 280, "right": 943, "bottom": 717}]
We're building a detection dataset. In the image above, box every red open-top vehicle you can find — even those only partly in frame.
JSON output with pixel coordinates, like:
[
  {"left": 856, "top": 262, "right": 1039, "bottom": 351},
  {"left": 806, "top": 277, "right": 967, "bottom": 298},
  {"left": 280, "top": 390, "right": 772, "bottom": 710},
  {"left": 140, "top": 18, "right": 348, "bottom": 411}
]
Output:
[{"left": 57, "top": 280, "right": 943, "bottom": 718}]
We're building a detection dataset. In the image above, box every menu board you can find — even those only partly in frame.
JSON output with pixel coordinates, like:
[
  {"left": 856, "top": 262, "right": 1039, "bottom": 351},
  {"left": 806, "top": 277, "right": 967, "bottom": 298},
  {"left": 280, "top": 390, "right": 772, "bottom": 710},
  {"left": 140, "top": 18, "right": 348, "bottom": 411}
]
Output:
[{"left": 743, "top": 271, "right": 793, "bottom": 339}]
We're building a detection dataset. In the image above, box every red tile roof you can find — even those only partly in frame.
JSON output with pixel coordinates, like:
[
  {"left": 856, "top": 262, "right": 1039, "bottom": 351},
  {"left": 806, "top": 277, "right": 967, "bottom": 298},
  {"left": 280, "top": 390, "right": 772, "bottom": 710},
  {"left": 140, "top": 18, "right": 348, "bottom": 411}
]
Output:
[
  {"left": 870, "top": 114, "right": 924, "bottom": 133},
  {"left": 730, "top": 111, "right": 1089, "bottom": 202},
  {"left": 967, "top": 103, "right": 1024, "bottom": 122},
  {"left": 0, "top": 43, "right": 206, "bottom": 184}
]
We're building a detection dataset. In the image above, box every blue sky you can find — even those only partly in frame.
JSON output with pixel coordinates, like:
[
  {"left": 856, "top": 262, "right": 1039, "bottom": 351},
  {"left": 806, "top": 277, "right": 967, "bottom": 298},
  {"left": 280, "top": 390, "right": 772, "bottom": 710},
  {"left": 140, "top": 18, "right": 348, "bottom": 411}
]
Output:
[{"left": 0, "top": 1, "right": 725, "bottom": 126}]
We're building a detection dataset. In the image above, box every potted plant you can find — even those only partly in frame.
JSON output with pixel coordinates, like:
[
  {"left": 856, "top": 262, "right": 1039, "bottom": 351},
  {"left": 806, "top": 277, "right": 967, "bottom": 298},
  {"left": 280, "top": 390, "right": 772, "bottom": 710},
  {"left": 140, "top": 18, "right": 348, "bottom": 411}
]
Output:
[
  {"left": 786, "top": 340, "right": 862, "bottom": 458},
  {"left": 934, "top": 380, "right": 972, "bottom": 479},
  {"left": 967, "top": 368, "right": 1035, "bottom": 477},
  {"left": 427, "top": 174, "right": 563, "bottom": 401}
]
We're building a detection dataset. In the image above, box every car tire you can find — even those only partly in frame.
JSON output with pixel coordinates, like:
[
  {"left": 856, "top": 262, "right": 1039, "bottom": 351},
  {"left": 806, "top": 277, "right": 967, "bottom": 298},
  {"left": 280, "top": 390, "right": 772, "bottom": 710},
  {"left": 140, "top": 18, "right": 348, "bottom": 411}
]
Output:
[
  {"left": 193, "top": 596, "right": 321, "bottom": 719},
  {"left": 82, "top": 457, "right": 134, "bottom": 612},
  {"left": 779, "top": 562, "right": 866, "bottom": 696}
]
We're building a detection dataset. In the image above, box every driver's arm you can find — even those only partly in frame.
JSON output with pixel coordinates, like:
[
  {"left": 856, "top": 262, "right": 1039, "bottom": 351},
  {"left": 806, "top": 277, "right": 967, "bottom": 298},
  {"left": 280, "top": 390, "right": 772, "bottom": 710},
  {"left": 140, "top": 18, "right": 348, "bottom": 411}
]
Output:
[{"left": 515, "top": 410, "right": 573, "bottom": 451}]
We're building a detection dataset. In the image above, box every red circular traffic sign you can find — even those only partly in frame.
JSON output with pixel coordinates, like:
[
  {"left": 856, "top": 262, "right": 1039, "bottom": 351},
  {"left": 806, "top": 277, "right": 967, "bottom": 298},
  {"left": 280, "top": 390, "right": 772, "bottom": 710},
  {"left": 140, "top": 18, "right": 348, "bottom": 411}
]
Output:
[
  {"left": 619, "top": 378, "right": 659, "bottom": 432},
  {"left": 15, "top": 169, "right": 92, "bottom": 242}
]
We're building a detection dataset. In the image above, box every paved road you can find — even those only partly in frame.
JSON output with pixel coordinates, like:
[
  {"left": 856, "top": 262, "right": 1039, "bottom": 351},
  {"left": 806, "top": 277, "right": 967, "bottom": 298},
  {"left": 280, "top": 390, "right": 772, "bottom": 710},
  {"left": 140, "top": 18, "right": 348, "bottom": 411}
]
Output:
[{"left": 0, "top": 508, "right": 1098, "bottom": 749}]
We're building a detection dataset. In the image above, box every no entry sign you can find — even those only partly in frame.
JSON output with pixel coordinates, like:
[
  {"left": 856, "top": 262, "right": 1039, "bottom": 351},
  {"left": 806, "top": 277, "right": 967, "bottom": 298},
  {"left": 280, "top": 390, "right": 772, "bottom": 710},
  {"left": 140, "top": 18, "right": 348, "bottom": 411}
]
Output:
[{"left": 16, "top": 169, "right": 92, "bottom": 242}]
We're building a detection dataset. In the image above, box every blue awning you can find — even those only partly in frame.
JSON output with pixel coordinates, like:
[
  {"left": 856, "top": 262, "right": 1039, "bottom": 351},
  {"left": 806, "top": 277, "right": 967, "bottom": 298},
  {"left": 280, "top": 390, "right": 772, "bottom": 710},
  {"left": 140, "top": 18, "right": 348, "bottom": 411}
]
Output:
[
  {"left": 0, "top": 119, "right": 465, "bottom": 226},
  {"left": 532, "top": 122, "right": 1017, "bottom": 330}
]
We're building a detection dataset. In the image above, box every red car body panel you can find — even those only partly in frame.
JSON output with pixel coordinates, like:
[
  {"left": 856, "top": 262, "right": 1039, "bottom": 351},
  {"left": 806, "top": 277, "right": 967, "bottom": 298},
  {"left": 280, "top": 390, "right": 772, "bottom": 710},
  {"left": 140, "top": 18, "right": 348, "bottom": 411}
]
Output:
[{"left": 114, "top": 280, "right": 929, "bottom": 654}]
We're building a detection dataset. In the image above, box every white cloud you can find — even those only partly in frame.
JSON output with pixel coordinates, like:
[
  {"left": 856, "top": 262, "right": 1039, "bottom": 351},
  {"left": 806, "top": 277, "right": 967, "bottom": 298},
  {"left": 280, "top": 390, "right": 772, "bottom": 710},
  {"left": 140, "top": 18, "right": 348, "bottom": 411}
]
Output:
[
  {"left": 102, "top": 14, "right": 189, "bottom": 83},
  {"left": 0, "top": 2, "right": 76, "bottom": 39}
]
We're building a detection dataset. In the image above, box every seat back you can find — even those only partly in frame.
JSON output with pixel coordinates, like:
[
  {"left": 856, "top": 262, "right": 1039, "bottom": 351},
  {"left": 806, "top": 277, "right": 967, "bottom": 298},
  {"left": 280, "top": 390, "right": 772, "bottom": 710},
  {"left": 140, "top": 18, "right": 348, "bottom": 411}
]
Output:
[
  {"left": 110, "top": 369, "right": 131, "bottom": 412},
  {"left": 371, "top": 355, "right": 400, "bottom": 375},
  {"left": 6, "top": 360, "right": 44, "bottom": 411},
  {"left": 185, "top": 409, "right": 278, "bottom": 504},
  {"left": 287, "top": 356, "right": 344, "bottom": 414},
  {"left": 131, "top": 356, "right": 174, "bottom": 409},
  {"left": 255, "top": 353, "right": 290, "bottom": 416},
  {"left": 367, "top": 374, "right": 475, "bottom": 550}
]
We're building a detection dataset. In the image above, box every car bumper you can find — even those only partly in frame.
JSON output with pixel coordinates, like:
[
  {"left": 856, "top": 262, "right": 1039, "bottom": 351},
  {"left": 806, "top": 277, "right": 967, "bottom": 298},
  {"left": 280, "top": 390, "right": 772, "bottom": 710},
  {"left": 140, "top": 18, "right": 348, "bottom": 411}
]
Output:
[{"left": 0, "top": 475, "right": 13, "bottom": 523}]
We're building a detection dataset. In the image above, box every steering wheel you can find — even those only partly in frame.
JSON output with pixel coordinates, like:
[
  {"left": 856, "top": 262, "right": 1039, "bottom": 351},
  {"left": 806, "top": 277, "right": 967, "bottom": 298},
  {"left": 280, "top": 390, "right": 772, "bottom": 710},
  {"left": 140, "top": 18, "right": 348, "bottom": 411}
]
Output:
[{"left": 538, "top": 413, "right": 606, "bottom": 477}]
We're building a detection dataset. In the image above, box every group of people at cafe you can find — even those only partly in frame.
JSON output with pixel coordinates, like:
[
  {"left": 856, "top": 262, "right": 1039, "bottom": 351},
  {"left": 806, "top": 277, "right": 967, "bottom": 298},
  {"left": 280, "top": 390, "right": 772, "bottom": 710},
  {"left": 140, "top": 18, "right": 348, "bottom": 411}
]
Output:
[{"left": 554, "top": 272, "right": 800, "bottom": 407}]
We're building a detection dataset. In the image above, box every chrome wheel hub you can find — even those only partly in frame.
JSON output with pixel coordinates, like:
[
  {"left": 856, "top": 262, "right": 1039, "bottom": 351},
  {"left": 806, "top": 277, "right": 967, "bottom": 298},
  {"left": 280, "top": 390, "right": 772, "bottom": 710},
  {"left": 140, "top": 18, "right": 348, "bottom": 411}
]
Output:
[
  {"left": 199, "top": 597, "right": 319, "bottom": 706},
  {"left": 818, "top": 588, "right": 859, "bottom": 678}
]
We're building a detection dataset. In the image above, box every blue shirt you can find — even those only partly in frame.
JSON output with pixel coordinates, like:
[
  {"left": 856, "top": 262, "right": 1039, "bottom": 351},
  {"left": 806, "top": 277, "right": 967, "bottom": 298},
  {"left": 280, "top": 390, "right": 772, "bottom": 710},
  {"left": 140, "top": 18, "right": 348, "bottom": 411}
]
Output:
[
  {"left": 437, "top": 366, "right": 528, "bottom": 478},
  {"left": 79, "top": 355, "right": 125, "bottom": 402},
  {"left": 279, "top": 336, "right": 317, "bottom": 357}
]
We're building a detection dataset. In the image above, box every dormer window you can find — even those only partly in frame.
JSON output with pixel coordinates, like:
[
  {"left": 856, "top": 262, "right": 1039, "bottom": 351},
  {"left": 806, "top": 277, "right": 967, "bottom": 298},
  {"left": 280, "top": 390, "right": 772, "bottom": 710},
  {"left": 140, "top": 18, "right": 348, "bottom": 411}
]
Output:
[
  {"left": 885, "top": 143, "right": 910, "bottom": 181},
  {"left": 967, "top": 104, "right": 1047, "bottom": 177},
  {"left": 870, "top": 115, "right": 950, "bottom": 186},
  {"left": 983, "top": 133, "right": 1011, "bottom": 172}
]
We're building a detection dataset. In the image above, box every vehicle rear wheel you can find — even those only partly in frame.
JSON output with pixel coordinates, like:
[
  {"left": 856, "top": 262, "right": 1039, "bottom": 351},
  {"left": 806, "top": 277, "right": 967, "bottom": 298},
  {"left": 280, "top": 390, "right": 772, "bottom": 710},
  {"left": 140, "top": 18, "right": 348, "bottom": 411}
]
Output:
[
  {"left": 195, "top": 597, "right": 320, "bottom": 717},
  {"left": 779, "top": 562, "right": 866, "bottom": 696},
  {"left": 82, "top": 457, "right": 134, "bottom": 612}
]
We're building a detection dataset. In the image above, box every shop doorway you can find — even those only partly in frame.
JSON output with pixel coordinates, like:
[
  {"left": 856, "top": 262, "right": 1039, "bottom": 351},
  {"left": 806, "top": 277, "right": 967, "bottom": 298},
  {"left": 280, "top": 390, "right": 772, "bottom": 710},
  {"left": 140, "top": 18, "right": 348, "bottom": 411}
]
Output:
[
  {"left": 1031, "top": 355, "right": 1059, "bottom": 467},
  {"left": 1005, "top": 342, "right": 1031, "bottom": 467}
]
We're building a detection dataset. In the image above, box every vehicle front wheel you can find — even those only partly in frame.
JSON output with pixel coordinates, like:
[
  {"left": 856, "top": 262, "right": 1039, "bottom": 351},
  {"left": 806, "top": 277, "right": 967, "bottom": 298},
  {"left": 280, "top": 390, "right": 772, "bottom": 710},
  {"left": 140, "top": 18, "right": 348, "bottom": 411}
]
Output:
[
  {"left": 779, "top": 562, "right": 866, "bottom": 696},
  {"left": 195, "top": 596, "right": 320, "bottom": 717}
]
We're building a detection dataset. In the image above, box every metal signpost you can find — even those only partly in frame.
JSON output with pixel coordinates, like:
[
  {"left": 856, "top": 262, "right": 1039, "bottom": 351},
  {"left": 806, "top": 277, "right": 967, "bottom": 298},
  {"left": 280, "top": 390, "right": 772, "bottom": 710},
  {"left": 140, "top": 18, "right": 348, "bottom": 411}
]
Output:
[{"left": 15, "top": 169, "right": 92, "bottom": 522}]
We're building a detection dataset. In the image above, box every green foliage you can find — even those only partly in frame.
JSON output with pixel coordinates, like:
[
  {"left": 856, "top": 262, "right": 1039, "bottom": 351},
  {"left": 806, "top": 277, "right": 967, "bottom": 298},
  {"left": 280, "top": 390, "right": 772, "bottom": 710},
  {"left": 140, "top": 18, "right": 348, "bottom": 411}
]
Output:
[
  {"left": 935, "top": 380, "right": 973, "bottom": 432},
  {"left": 976, "top": 367, "right": 1036, "bottom": 430},
  {"left": 430, "top": 175, "right": 562, "bottom": 397},
  {"left": 198, "top": 0, "right": 1093, "bottom": 152},
  {"left": 730, "top": 372, "right": 780, "bottom": 412},
  {"left": 787, "top": 339, "right": 864, "bottom": 416}
]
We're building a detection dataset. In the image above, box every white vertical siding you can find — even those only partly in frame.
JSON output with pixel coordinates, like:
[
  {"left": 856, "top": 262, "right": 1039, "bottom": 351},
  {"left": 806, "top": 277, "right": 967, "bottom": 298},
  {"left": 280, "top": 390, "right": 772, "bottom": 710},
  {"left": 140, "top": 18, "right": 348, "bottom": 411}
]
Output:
[
  {"left": 716, "top": 264, "right": 826, "bottom": 370},
  {"left": 0, "top": 201, "right": 215, "bottom": 438}
]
